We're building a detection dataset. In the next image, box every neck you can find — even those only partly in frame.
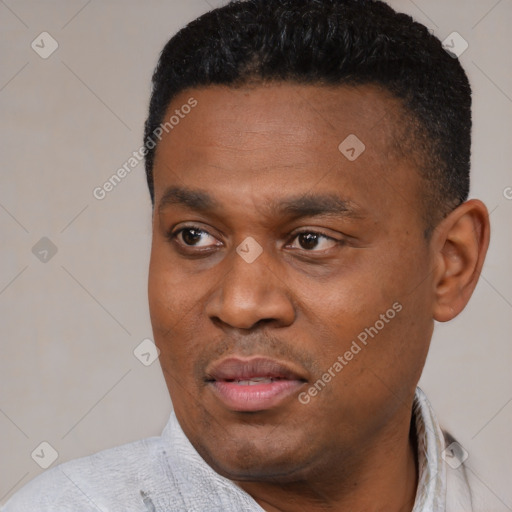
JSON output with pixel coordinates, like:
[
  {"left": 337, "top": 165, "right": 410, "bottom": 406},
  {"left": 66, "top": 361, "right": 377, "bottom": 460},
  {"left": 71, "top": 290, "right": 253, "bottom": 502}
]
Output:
[{"left": 236, "top": 411, "right": 419, "bottom": 512}]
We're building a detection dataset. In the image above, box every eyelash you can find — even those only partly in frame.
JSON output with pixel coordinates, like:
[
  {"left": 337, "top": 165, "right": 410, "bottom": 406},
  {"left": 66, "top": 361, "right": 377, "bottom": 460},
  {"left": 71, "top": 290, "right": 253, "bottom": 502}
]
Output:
[{"left": 166, "top": 225, "right": 343, "bottom": 253}]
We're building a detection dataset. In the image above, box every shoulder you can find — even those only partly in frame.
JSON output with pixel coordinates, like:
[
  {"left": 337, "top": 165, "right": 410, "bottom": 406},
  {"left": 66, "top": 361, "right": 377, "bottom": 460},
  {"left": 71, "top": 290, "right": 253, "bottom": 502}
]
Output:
[{"left": 1, "top": 435, "right": 170, "bottom": 512}]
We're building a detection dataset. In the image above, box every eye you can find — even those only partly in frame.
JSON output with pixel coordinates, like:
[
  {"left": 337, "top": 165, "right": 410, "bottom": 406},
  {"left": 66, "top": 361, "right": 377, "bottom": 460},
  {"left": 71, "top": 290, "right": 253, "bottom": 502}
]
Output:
[
  {"left": 169, "top": 226, "right": 220, "bottom": 248},
  {"left": 287, "top": 231, "right": 339, "bottom": 252},
  {"left": 167, "top": 226, "right": 342, "bottom": 253}
]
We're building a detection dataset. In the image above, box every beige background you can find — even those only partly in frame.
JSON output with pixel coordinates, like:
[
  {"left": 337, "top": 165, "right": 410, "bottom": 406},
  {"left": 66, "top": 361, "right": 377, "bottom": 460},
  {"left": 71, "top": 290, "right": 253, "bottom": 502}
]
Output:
[{"left": 1, "top": 0, "right": 511, "bottom": 507}]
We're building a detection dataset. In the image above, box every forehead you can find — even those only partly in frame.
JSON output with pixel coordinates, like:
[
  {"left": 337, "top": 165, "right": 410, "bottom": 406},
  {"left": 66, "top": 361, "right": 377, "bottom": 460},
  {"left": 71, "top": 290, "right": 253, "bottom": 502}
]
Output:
[
  {"left": 152, "top": 83, "right": 420, "bottom": 224},
  {"left": 159, "top": 82, "right": 399, "bottom": 152}
]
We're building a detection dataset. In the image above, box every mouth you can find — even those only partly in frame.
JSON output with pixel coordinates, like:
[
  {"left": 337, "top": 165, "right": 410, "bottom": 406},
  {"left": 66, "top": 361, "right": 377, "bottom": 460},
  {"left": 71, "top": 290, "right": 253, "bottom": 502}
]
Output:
[{"left": 205, "top": 357, "right": 308, "bottom": 412}]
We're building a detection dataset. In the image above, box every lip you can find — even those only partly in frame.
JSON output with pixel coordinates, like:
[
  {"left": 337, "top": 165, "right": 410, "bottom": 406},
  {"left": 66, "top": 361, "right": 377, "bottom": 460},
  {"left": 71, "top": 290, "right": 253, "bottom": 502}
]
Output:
[{"left": 205, "top": 356, "right": 307, "bottom": 412}]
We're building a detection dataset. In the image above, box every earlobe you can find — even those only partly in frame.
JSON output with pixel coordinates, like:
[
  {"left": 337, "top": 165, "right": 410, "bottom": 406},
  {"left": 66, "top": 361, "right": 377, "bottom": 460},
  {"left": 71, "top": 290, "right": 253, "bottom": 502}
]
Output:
[{"left": 432, "top": 199, "right": 490, "bottom": 322}]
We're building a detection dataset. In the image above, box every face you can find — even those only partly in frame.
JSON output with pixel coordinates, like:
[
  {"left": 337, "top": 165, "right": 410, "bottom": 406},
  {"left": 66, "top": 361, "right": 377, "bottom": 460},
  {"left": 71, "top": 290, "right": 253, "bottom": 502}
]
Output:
[{"left": 148, "top": 83, "right": 436, "bottom": 483}]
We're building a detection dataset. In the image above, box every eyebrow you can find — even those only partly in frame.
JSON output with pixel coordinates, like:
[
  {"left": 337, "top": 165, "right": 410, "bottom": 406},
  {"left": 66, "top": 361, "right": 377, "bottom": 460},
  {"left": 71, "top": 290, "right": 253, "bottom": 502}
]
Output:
[{"left": 158, "top": 185, "right": 365, "bottom": 220}]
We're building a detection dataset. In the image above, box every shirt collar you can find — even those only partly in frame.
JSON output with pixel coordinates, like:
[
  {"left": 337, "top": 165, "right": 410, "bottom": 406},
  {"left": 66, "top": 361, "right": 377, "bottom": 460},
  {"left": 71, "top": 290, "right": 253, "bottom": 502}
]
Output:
[{"left": 411, "top": 386, "right": 447, "bottom": 512}]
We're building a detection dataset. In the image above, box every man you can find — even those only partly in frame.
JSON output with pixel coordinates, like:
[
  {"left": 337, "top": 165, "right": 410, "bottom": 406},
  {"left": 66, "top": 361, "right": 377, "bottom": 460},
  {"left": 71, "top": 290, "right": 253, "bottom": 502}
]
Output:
[{"left": 2, "top": 0, "right": 502, "bottom": 510}]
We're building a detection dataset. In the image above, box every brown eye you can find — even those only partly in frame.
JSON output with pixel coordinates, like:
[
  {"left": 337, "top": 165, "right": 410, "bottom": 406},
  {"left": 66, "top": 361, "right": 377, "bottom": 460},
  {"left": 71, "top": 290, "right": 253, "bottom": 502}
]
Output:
[
  {"left": 298, "top": 233, "right": 320, "bottom": 250},
  {"left": 168, "top": 225, "right": 222, "bottom": 250},
  {"left": 180, "top": 228, "right": 204, "bottom": 246},
  {"left": 289, "top": 231, "right": 339, "bottom": 252}
]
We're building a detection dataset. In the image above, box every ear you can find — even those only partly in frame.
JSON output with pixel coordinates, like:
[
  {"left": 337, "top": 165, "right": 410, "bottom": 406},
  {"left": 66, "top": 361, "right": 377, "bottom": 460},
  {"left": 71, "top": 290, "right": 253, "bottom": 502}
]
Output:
[{"left": 431, "top": 199, "right": 490, "bottom": 322}]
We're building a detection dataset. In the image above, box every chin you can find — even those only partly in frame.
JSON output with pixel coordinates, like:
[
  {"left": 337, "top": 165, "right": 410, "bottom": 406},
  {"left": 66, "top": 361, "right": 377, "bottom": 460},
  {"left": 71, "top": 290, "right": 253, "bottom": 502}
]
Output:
[{"left": 195, "top": 436, "right": 313, "bottom": 483}]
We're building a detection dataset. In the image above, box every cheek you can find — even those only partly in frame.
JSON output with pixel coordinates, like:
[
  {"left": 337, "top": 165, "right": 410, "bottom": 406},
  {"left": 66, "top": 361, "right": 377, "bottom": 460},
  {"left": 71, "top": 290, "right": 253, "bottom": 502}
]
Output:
[
  {"left": 298, "top": 243, "right": 432, "bottom": 377},
  {"left": 148, "top": 242, "right": 196, "bottom": 330},
  {"left": 148, "top": 252, "right": 193, "bottom": 375},
  {"left": 298, "top": 265, "right": 397, "bottom": 346}
]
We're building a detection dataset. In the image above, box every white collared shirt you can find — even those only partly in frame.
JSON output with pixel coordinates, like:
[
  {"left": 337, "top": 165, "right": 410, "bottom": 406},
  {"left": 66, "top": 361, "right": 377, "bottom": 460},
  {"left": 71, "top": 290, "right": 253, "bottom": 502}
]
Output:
[{"left": 1, "top": 388, "right": 507, "bottom": 511}]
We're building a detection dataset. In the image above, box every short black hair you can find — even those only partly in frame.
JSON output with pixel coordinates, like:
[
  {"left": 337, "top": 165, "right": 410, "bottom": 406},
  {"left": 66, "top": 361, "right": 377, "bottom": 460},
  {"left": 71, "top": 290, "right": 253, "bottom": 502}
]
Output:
[{"left": 144, "top": 0, "right": 471, "bottom": 232}]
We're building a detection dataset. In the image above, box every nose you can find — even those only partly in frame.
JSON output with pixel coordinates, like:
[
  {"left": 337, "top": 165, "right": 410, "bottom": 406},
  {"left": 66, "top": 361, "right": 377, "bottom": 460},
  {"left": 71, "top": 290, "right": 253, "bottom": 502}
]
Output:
[{"left": 205, "top": 246, "right": 296, "bottom": 330}]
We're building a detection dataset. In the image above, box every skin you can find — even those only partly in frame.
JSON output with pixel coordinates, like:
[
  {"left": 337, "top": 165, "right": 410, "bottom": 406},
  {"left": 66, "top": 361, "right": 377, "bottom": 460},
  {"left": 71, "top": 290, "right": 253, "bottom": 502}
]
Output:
[{"left": 148, "top": 83, "right": 490, "bottom": 512}]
